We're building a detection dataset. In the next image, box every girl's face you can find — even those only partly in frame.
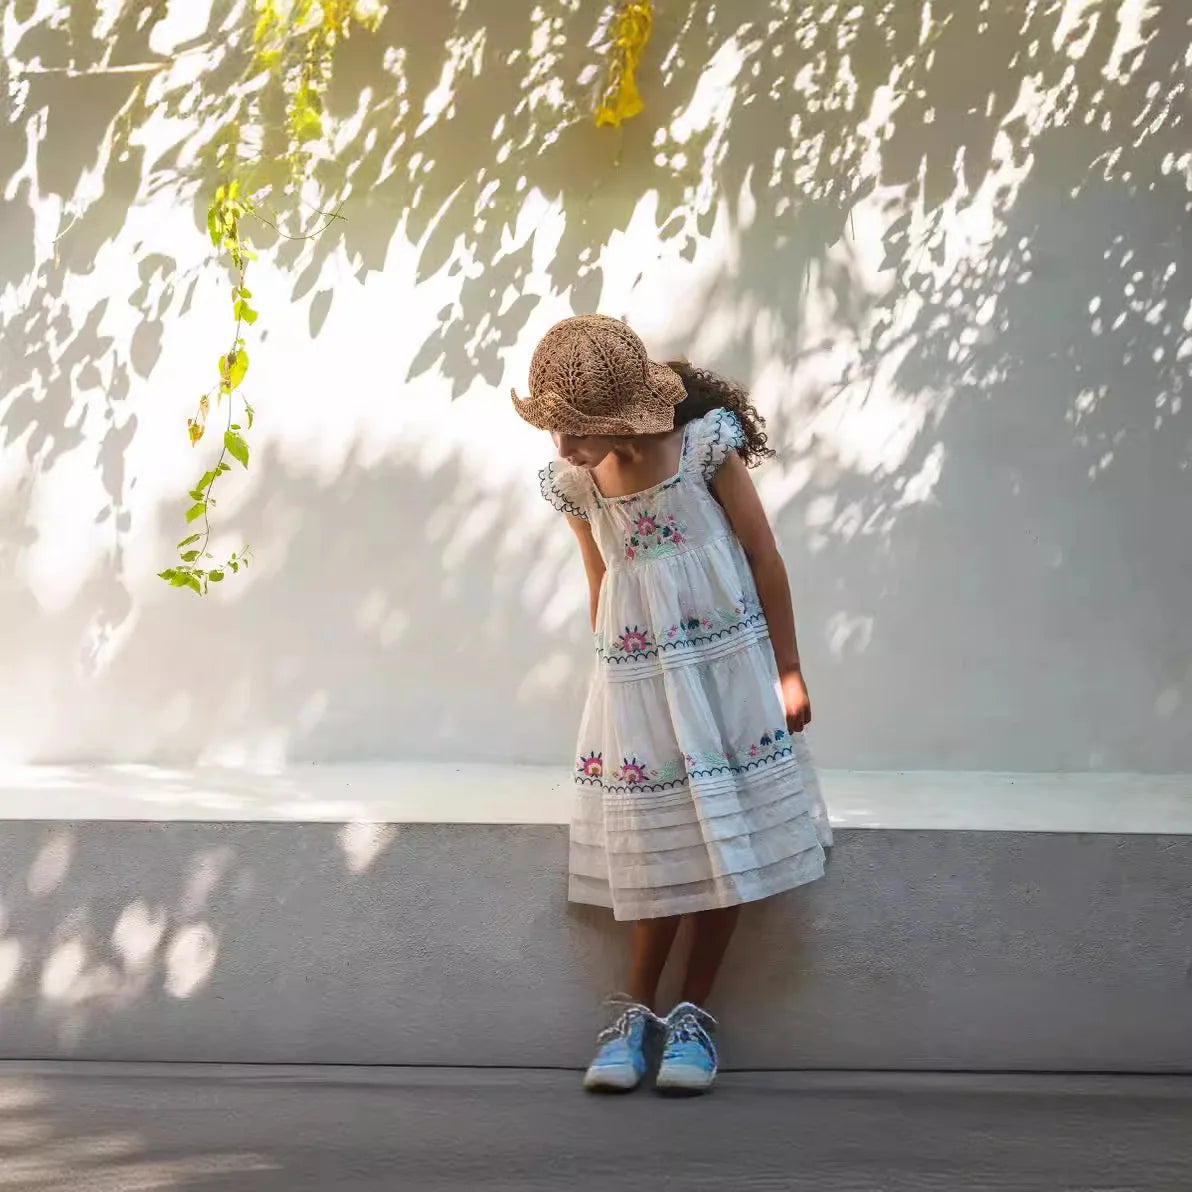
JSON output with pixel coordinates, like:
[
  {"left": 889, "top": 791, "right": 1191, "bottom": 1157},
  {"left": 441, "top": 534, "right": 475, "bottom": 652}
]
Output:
[{"left": 553, "top": 431, "right": 616, "bottom": 469}]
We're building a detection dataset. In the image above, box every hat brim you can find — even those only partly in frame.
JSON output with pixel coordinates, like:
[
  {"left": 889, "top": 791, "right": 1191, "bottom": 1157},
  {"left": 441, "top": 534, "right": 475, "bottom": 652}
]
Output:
[{"left": 512, "top": 360, "right": 685, "bottom": 436}]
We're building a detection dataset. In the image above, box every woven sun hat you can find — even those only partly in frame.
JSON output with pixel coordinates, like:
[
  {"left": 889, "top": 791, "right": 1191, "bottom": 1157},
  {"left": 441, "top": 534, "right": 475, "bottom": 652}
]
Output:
[{"left": 511, "top": 314, "right": 686, "bottom": 436}]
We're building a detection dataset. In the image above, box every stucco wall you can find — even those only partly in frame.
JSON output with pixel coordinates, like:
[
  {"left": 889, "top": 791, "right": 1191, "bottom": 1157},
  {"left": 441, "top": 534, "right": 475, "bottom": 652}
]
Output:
[{"left": 1, "top": 2, "right": 1189, "bottom": 771}]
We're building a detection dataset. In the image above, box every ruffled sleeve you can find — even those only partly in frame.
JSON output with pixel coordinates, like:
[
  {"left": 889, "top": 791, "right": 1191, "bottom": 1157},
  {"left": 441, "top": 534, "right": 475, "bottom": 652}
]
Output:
[
  {"left": 538, "top": 460, "right": 592, "bottom": 521},
  {"left": 687, "top": 408, "right": 746, "bottom": 484}
]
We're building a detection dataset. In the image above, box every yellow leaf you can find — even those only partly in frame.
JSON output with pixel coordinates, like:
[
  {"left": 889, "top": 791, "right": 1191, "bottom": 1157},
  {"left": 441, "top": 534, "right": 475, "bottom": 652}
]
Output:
[
  {"left": 595, "top": 1, "right": 653, "bottom": 128},
  {"left": 227, "top": 349, "right": 249, "bottom": 390},
  {"left": 187, "top": 420, "right": 204, "bottom": 446}
]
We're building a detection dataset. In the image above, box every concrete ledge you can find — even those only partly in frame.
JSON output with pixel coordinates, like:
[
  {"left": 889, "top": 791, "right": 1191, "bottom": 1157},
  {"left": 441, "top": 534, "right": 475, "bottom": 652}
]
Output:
[
  {"left": 1, "top": 763, "right": 1190, "bottom": 832},
  {"left": 0, "top": 813, "right": 1188, "bottom": 1071}
]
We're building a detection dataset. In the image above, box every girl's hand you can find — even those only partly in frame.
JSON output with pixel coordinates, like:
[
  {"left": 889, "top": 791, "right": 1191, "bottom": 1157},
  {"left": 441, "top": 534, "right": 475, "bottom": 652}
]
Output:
[{"left": 780, "top": 669, "right": 812, "bottom": 734}]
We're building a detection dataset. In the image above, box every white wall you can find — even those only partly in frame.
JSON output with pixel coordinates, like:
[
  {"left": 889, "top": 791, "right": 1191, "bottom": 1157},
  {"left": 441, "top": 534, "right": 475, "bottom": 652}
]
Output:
[{"left": 1, "top": 1, "right": 1189, "bottom": 772}]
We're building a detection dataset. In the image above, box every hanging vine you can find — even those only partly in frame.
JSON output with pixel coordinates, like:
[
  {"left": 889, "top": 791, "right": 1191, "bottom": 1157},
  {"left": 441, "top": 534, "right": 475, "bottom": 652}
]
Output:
[
  {"left": 161, "top": 0, "right": 651, "bottom": 594},
  {"left": 160, "top": 0, "right": 385, "bottom": 595}
]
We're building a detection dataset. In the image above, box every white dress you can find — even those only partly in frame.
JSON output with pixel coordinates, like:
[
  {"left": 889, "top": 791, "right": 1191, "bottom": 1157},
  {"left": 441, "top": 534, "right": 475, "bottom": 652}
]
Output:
[{"left": 541, "top": 408, "right": 832, "bottom": 921}]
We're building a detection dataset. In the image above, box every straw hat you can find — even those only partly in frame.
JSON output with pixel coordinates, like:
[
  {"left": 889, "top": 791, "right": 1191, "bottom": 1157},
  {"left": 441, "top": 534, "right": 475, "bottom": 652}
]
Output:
[{"left": 511, "top": 314, "right": 686, "bottom": 436}]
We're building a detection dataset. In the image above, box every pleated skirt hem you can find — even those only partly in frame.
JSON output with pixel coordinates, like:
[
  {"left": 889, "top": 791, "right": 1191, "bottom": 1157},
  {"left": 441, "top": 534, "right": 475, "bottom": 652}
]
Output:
[{"left": 568, "top": 838, "right": 827, "bottom": 921}]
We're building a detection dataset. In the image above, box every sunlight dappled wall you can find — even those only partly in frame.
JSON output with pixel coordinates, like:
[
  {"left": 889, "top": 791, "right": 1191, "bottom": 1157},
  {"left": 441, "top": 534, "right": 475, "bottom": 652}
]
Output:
[{"left": 1, "top": 1, "right": 1189, "bottom": 771}]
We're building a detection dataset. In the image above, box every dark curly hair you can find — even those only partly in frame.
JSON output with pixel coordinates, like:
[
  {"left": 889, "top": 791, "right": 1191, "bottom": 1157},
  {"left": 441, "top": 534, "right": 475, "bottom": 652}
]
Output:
[{"left": 666, "top": 360, "right": 774, "bottom": 468}]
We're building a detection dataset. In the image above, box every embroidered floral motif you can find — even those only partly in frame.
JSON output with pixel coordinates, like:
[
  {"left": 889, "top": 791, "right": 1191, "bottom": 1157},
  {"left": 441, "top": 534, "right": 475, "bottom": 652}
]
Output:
[
  {"left": 613, "top": 757, "right": 652, "bottom": 786},
  {"left": 613, "top": 625, "right": 653, "bottom": 654},
  {"left": 577, "top": 755, "right": 682, "bottom": 791},
  {"left": 625, "top": 507, "right": 687, "bottom": 561},
  {"left": 576, "top": 730, "right": 792, "bottom": 793},
  {"left": 577, "top": 753, "right": 604, "bottom": 779},
  {"left": 600, "top": 596, "right": 764, "bottom": 664},
  {"left": 684, "top": 728, "right": 788, "bottom": 775},
  {"left": 654, "top": 759, "right": 680, "bottom": 783},
  {"left": 663, "top": 595, "right": 757, "bottom": 647}
]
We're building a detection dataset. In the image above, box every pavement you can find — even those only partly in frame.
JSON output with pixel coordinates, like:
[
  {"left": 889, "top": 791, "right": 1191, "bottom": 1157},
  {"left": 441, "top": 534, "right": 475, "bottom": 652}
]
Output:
[{"left": 0, "top": 1064, "right": 1189, "bottom": 1191}]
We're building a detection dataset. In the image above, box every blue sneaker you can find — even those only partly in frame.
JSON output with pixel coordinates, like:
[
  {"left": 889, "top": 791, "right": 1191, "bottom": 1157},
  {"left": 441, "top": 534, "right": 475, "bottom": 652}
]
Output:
[
  {"left": 655, "top": 1002, "right": 718, "bottom": 1095},
  {"left": 582, "top": 996, "right": 654, "bottom": 1093}
]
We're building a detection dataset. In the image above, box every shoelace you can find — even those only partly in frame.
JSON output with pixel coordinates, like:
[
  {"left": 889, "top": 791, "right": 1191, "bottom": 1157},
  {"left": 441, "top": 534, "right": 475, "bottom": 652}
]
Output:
[
  {"left": 596, "top": 995, "right": 656, "bottom": 1046},
  {"left": 664, "top": 1006, "right": 718, "bottom": 1062}
]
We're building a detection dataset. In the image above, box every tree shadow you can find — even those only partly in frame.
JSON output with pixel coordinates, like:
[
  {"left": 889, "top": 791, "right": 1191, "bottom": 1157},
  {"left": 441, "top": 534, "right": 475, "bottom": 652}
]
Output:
[
  {"left": 0, "top": 443, "right": 588, "bottom": 763},
  {"left": 0, "top": 0, "right": 1189, "bottom": 768}
]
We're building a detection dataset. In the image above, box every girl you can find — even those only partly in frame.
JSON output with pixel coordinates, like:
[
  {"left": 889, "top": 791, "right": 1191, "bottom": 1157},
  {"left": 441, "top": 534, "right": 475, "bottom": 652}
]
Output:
[{"left": 512, "top": 315, "right": 831, "bottom": 1095}]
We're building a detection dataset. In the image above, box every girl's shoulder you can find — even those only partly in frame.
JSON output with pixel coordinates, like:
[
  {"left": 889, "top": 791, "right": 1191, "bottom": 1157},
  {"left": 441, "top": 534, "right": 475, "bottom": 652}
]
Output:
[
  {"left": 538, "top": 459, "right": 594, "bottom": 521},
  {"left": 682, "top": 407, "right": 747, "bottom": 483}
]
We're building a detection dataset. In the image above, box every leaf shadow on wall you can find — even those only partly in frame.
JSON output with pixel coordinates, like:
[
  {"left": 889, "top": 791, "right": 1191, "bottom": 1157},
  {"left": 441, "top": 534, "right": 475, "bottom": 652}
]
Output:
[{"left": 0, "top": 0, "right": 1189, "bottom": 766}]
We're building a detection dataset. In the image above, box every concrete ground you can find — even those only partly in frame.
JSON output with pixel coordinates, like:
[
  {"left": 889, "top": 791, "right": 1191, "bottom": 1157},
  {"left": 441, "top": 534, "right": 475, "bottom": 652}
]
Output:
[{"left": 1, "top": 1065, "right": 1189, "bottom": 1191}]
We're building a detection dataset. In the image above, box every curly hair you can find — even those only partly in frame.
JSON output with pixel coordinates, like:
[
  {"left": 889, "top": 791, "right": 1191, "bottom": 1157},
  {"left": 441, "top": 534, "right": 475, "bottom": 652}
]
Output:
[{"left": 666, "top": 360, "right": 774, "bottom": 468}]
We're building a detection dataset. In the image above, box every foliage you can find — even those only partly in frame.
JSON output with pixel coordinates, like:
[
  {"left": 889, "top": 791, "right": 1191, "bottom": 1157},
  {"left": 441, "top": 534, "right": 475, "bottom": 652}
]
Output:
[
  {"left": 595, "top": 1, "right": 653, "bottom": 128},
  {"left": 158, "top": 0, "right": 385, "bottom": 595},
  {"left": 2, "top": 0, "right": 1188, "bottom": 614}
]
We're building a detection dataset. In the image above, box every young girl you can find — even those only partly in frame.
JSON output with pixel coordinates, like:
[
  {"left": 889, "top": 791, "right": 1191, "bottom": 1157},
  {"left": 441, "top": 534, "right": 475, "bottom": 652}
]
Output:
[{"left": 513, "top": 314, "right": 831, "bottom": 1095}]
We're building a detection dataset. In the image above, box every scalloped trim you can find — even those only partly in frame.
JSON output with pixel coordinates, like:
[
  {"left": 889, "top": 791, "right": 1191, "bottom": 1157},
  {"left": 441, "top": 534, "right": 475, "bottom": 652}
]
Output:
[
  {"left": 598, "top": 610, "right": 766, "bottom": 664},
  {"left": 574, "top": 743, "right": 795, "bottom": 793},
  {"left": 539, "top": 464, "right": 588, "bottom": 521},
  {"left": 698, "top": 409, "right": 745, "bottom": 483}
]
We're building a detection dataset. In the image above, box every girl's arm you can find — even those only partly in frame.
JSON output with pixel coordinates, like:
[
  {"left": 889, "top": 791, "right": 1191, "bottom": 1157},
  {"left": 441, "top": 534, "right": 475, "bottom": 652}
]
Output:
[
  {"left": 566, "top": 514, "right": 606, "bottom": 632},
  {"left": 712, "top": 452, "right": 812, "bottom": 732}
]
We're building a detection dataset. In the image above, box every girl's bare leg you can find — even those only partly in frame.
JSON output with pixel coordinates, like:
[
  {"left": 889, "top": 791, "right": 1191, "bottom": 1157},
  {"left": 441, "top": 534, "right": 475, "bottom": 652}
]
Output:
[
  {"left": 626, "top": 916, "right": 681, "bottom": 1007},
  {"left": 680, "top": 906, "right": 741, "bottom": 1006}
]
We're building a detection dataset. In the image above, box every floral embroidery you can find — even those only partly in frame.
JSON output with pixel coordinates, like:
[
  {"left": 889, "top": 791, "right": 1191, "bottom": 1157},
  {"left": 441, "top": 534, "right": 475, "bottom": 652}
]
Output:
[
  {"left": 625, "top": 507, "right": 687, "bottom": 561},
  {"left": 575, "top": 755, "right": 683, "bottom": 791},
  {"left": 654, "top": 759, "right": 680, "bottom": 783},
  {"left": 684, "top": 728, "right": 789, "bottom": 776},
  {"left": 577, "top": 752, "right": 603, "bottom": 779},
  {"left": 613, "top": 625, "right": 653, "bottom": 654},
  {"left": 576, "top": 730, "right": 792, "bottom": 792},
  {"left": 663, "top": 595, "right": 758, "bottom": 647},
  {"left": 613, "top": 757, "right": 652, "bottom": 786},
  {"left": 600, "top": 595, "right": 764, "bottom": 664}
]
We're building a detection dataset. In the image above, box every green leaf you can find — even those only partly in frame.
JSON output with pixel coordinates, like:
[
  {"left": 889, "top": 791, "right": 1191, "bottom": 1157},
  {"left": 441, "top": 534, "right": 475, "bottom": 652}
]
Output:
[
  {"left": 196, "top": 470, "right": 217, "bottom": 492},
  {"left": 181, "top": 550, "right": 201, "bottom": 563},
  {"left": 185, "top": 502, "right": 206, "bottom": 524},
  {"left": 292, "top": 105, "right": 323, "bottom": 143},
  {"left": 177, "top": 534, "right": 201, "bottom": 550},
  {"left": 206, "top": 204, "right": 220, "bottom": 247},
  {"left": 209, "top": 570, "right": 225, "bottom": 582},
  {"left": 224, "top": 430, "right": 249, "bottom": 468},
  {"left": 244, "top": 402, "right": 255, "bottom": 430},
  {"left": 239, "top": 287, "right": 252, "bottom": 299},
  {"left": 184, "top": 574, "right": 203, "bottom": 594},
  {"left": 169, "top": 571, "right": 193, "bottom": 587},
  {"left": 158, "top": 569, "right": 178, "bottom": 582}
]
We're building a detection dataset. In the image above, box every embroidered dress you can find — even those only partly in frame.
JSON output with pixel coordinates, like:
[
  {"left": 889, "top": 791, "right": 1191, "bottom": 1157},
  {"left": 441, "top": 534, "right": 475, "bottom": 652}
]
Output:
[{"left": 540, "top": 409, "right": 832, "bottom": 921}]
